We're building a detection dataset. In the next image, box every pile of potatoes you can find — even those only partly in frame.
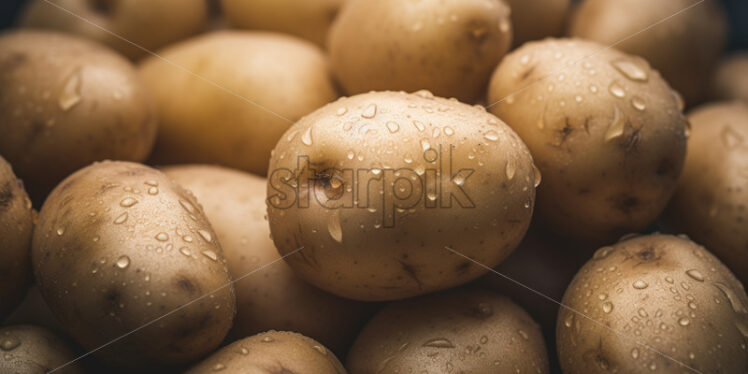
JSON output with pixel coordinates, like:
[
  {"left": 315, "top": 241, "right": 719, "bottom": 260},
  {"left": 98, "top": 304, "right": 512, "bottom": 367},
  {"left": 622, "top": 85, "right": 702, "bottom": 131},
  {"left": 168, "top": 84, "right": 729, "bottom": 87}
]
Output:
[{"left": 0, "top": 0, "right": 746, "bottom": 373}]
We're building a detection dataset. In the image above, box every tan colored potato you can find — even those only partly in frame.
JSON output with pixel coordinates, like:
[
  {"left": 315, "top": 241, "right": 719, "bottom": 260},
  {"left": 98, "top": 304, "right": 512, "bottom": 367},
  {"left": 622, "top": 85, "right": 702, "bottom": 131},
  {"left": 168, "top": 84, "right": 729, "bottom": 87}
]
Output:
[
  {"left": 221, "top": 0, "right": 345, "bottom": 47},
  {"left": 711, "top": 54, "right": 748, "bottom": 103},
  {"left": 0, "top": 156, "right": 34, "bottom": 320},
  {"left": 32, "top": 161, "right": 235, "bottom": 369},
  {"left": 0, "top": 31, "right": 156, "bottom": 199},
  {"left": 329, "top": 0, "right": 512, "bottom": 103},
  {"left": 663, "top": 102, "right": 748, "bottom": 285},
  {"left": 505, "top": 0, "right": 570, "bottom": 47},
  {"left": 0, "top": 325, "right": 83, "bottom": 374},
  {"left": 163, "top": 165, "right": 372, "bottom": 354},
  {"left": 20, "top": 0, "right": 208, "bottom": 60},
  {"left": 570, "top": 0, "right": 728, "bottom": 106},
  {"left": 488, "top": 39, "right": 688, "bottom": 244},
  {"left": 139, "top": 31, "right": 338, "bottom": 176},
  {"left": 557, "top": 234, "right": 748, "bottom": 374},
  {"left": 347, "top": 289, "right": 549, "bottom": 374},
  {"left": 185, "top": 331, "right": 346, "bottom": 374}
]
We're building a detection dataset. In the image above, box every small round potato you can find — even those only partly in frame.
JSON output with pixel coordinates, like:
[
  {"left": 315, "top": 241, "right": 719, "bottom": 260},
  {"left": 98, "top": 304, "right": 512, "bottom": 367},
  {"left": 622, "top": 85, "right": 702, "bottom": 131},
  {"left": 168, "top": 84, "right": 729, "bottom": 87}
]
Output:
[
  {"left": 0, "top": 31, "right": 157, "bottom": 199},
  {"left": 711, "top": 54, "right": 748, "bottom": 103},
  {"left": 184, "top": 331, "right": 346, "bottom": 374},
  {"left": 505, "top": 0, "right": 570, "bottom": 47},
  {"left": 267, "top": 91, "right": 537, "bottom": 301},
  {"left": 32, "top": 161, "right": 236, "bottom": 369},
  {"left": 139, "top": 31, "right": 338, "bottom": 176},
  {"left": 663, "top": 102, "right": 748, "bottom": 285},
  {"left": 0, "top": 325, "right": 83, "bottom": 374},
  {"left": 163, "top": 165, "right": 372, "bottom": 354},
  {"left": 488, "top": 39, "right": 688, "bottom": 244},
  {"left": 557, "top": 234, "right": 748, "bottom": 374},
  {"left": 328, "top": 0, "right": 512, "bottom": 103},
  {"left": 347, "top": 289, "right": 549, "bottom": 374}
]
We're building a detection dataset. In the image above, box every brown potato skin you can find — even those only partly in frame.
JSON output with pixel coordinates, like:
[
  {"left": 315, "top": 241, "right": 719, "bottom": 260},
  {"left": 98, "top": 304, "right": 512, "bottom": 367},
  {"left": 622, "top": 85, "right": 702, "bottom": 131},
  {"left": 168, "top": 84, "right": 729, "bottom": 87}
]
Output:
[
  {"left": 0, "top": 156, "right": 34, "bottom": 320},
  {"left": 347, "top": 289, "right": 549, "bottom": 374},
  {"left": 505, "top": 0, "right": 570, "bottom": 47},
  {"left": 139, "top": 31, "right": 338, "bottom": 176},
  {"left": 32, "top": 161, "right": 235, "bottom": 369},
  {"left": 662, "top": 102, "right": 748, "bottom": 285},
  {"left": 329, "top": 0, "right": 512, "bottom": 103},
  {"left": 163, "top": 165, "right": 373, "bottom": 355},
  {"left": 711, "top": 54, "right": 748, "bottom": 103},
  {"left": 0, "top": 31, "right": 156, "bottom": 199},
  {"left": 0, "top": 325, "right": 83, "bottom": 374},
  {"left": 185, "top": 331, "right": 346, "bottom": 374},
  {"left": 488, "top": 38, "right": 688, "bottom": 245},
  {"left": 557, "top": 234, "right": 748, "bottom": 374}
]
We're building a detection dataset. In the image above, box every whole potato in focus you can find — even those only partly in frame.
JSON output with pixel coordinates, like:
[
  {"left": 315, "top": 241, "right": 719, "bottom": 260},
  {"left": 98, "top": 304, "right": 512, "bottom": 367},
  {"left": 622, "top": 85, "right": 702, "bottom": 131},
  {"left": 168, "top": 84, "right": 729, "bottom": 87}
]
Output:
[
  {"left": 558, "top": 234, "right": 748, "bottom": 374},
  {"left": 267, "top": 91, "right": 538, "bottom": 301},
  {"left": 139, "top": 31, "right": 338, "bottom": 176},
  {"left": 488, "top": 39, "right": 688, "bottom": 244},
  {"left": 0, "top": 325, "right": 83, "bottom": 374},
  {"left": 570, "top": 0, "right": 728, "bottom": 105},
  {"left": 221, "top": 0, "right": 345, "bottom": 47},
  {"left": 185, "top": 331, "right": 346, "bottom": 374},
  {"left": 20, "top": 0, "right": 208, "bottom": 60},
  {"left": 711, "top": 54, "right": 748, "bottom": 103},
  {"left": 0, "top": 156, "right": 34, "bottom": 320},
  {"left": 663, "top": 102, "right": 748, "bottom": 285},
  {"left": 32, "top": 161, "right": 235, "bottom": 369},
  {"left": 347, "top": 289, "right": 549, "bottom": 374},
  {"left": 505, "top": 0, "right": 570, "bottom": 47},
  {"left": 0, "top": 31, "right": 157, "bottom": 199},
  {"left": 163, "top": 165, "right": 372, "bottom": 354},
  {"left": 329, "top": 0, "right": 512, "bottom": 103}
]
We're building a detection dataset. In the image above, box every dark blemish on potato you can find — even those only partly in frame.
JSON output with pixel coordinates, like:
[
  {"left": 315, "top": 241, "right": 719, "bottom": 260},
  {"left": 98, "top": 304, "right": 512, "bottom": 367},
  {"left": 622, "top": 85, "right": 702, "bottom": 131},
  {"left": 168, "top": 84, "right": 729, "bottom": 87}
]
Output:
[
  {"left": 0, "top": 181, "right": 13, "bottom": 209},
  {"left": 25, "top": 120, "right": 46, "bottom": 146},
  {"left": 637, "top": 247, "right": 656, "bottom": 262},
  {"left": 174, "top": 313, "right": 211, "bottom": 339},
  {"left": 89, "top": 0, "right": 115, "bottom": 15},
  {"left": 613, "top": 194, "right": 638, "bottom": 214},
  {"left": 623, "top": 128, "right": 641, "bottom": 152},
  {"left": 0, "top": 52, "right": 27, "bottom": 72},
  {"left": 656, "top": 158, "right": 675, "bottom": 176},
  {"left": 398, "top": 260, "right": 422, "bottom": 289},
  {"left": 455, "top": 261, "right": 471, "bottom": 274},
  {"left": 520, "top": 65, "right": 536, "bottom": 81},
  {"left": 176, "top": 277, "right": 198, "bottom": 295}
]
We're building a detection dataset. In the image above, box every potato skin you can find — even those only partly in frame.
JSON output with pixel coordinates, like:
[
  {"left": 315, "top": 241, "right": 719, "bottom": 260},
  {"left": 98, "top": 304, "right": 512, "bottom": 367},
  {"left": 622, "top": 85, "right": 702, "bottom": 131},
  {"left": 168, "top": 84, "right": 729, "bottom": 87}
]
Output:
[
  {"left": 0, "top": 325, "right": 83, "bottom": 374},
  {"left": 0, "top": 156, "right": 34, "bottom": 320},
  {"left": 139, "top": 31, "right": 337, "bottom": 176},
  {"left": 0, "top": 31, "right": 157, "bottom": 199},
  {"left": 557, "top": 234, "right": 748, "bottom": 374},
  {"left": 505, "top": 0, "right": 570, "bottom": 47},
  {"left": 184, "top": 331, "right": 346, "bottom": 374},
  {"left": 663, "top": 102, "right": 748, "bottom": 285},
  {"left": 711, "top": 54, "right": 748, "bottom": 103},
  {"left": 347, "top": 289, "right": 549, "bottom": 374},
  {"left": 32, "top": 161, "right": 235, "bottom": 369},
  {"left": 488, "top": 38, "right": 688, "bottom": 244},
  {"left": 163, "top": 165, "right": 372, "bottom": 354},
  {"left": 329, "top": 0, "right": 512, "bottom": 103},
  {"left": 267, "top": 91, "right": 537, "bottom": 301}
]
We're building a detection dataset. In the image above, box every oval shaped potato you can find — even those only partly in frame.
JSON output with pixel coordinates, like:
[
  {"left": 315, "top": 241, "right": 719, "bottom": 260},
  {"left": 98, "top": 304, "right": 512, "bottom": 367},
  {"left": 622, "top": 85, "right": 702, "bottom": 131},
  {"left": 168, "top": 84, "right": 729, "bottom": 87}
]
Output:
[
  {"left": 711, "top": 54, "right": 748, "bottom": 103},
  {"left": 20, "top": 0, "right": 208, "bottom": 60},
  {"left": 32, "top": 161, "right": 235, "bottom": 369},
  {"left": 0, "top": 31, "right": 157, "bottom": 199},
  {"left": 569, "top": 0, "right": 728, "bottom": 105},
  {"left": 557, "top": 234, "right": 748, "bottom": 374},
  {"left": 505, "top": 0, "right": 570, "bottom": 47},
  {"left": 488, "top": 39, "right": 688, "bottom": 244},
  {"left": 139, "top": 31, "right": 337, "bottom": 176},
  {"left": 347, "top": 289, "right": 549, "bottom": 374},
  {"left": 0, "top": 325, "right": 83, "bottom": 374},
  {"left": 220, "top": 0, "right": 345, "bottom": 47},
  {"left": 163, "top": 165, "right": 372, "bottom": 354},
  {"left": 329, "top": 0, "right": 512, "bottom": 103},
  {"left": 184, "top": 330, "right": 346, "bottom": 374},
  {"left": 267, "top": 91, "right": 537, "bottom": 301},
  {"left": 663, "top": 102, "right": 748, "bottom": 285}
]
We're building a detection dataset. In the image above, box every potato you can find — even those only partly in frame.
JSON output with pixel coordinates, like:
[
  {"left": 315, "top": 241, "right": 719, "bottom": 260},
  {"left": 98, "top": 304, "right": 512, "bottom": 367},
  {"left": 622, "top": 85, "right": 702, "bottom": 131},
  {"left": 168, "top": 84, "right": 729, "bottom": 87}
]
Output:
[
  {"left": 220, "top": 0, "right": 345, "bottom": 47},
  {"left": 487, "top": 39, "right": 688, "bottom": 244},
  {"left": 328, "top": 0, "right": 512, "bottom": 103},
  {"left": 267, "top": 91, "right": 537, "bottom": 301},
  {"left": 0, "top": 156, "right": 34, "bottom": 320},
  {"left": 31, "top": 161, "right": 235, "bottom": 369},
  {"left": 711, "top": 54, "right": 748, "bottom": 103},
  {"left": 0, "top": 325, "right": 83, "bottom": 374},
  {"left": 163, "top": 165, "right": 373, "bottom": 354},
  {"left": 185, "top": 330, "right": 346, "bottom": 374},
  {"left": 20, "top": 0, "right": 208, "bottom": 60},
  {"left": 557, "top": 234, "right": 748, "bottom": 374},
  {"left": 347, "top": 288, "right": 549, "bottom": 373},
  {"left": 662, "top": 102, "right": 748, "bottom": 285},
  {"left": 0, "top": 31, "right": 157, "bottom": 199},
  {"left": 505, "top": 0, "right": 570, "bottom": 47},
  {"left": 570, "top": 0, "right": 728, "bottom": 106},
  {"left": 139, "top": 31, "right": 338, "bottom": 176}
]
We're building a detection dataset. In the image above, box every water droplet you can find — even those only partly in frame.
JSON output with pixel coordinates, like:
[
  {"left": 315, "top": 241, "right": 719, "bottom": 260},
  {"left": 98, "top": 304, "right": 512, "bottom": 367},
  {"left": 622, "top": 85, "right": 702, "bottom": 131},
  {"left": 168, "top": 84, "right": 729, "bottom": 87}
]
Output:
[
  {"left": 631, "top": 96, "right": 646, "bottom": 111},
  {"left": 721, "top": 126, "right": 743, "bottom": 148},
  {"left": 261, "top": 336, "right": 274, "bottom": 343},
  {"left": 423, "top": 338, "right": 455, "bottom": 348},
  {"left": 148, "top": 187, "right": 159, "bottom": 195},
  {"left": 386, "top": 121, "right": 400, "bottom": 133},
  {"left": 484, "top": 131, "right": 499, "bottom": 141},
  {"left": 678, "top": 317, "right": 690, "bottom": 326},
  {"left": 328, "top": 210, "right": 343, "bottom": 243},
  {"left": 532, "top": 164, "right": 542, "bottom": 187},
  {"left": 638, "top": 308, "right": 648, "bottom": 317},
  {"left": 602, "top": 302, "right": 614, "bottom": 313},
  {"left": 518, "top": 330, "right": 528, "bottom": 340},
  {"left": 301, "top": 127, "right": 313, "bottom": 146},
  {"left": 589, "top": 85, "right": 599, "bottom": 93},
  {"left": 116, "top": 255, "right": 130, "bottom": 269},
  {"left": 594, "top": 246, "right": 614, "bottom": 260},
  {"left": 479, "top": 335, "right": 488, "bottom": 344},
  {"left": 114, "top": 212, "right": 128, "bottom": 224},
  {"left": 609, "top": 82, "right": 626, "bottom": 98},
  {"left": 0, "top": 337, "right": 20, "bottom": 351},
  {"left": 362, "top": 103, "right": 377, "bottom": 118},
  {"left": 197, "top": 230, "right": 212, "bottom": 242},
  {"left": 714, "top": 282, "right": 747, "bottom": 313},
  {"left": 212, "top": 363, "right": 225, "bottom": 371},
  {"left": 605, "top": 105, "right": 625, "bottom": 142},
  {"left": 240, "top": 347, "right": 249, "bottom": 355},
  {"left": 505, "top": 159, "right": 516, "bottom": 181},
  {"left": 155, "top": 232, "right": 169, "bottom": 241},
  {"left": 58, "top": 71, "right": 82, "bottom": 111},
  {"left": 631, "top": 348, "right": 639, "bottom": 359},
  {"left": 421, "top": 139, "right": 431, "bottom": 152},
  {"left": 444, "top": 126, "right": 454, "bottom": 136},
  {"left": 312, "top": 345, "right": 327, "bottom": 355},
  {"left": 336, "top": 107, "right": 347, "bottom": 116},
  {"left": 413, "top": 120, "right": 426, "bottom": 132},
  {"left": 179, "top": 247, "right": 191, "bottom": 257},
  {"left": 499, "top": 19, "right": 510, "bottom": 33},
  {"left": 685, "top": 269, "right": 704, "bottom": 282},
  {"left": 612, "top": 59, "right": 649, "bottom": 82},
  {"left": 179, "top": 200, "right": 196, "bottom": 214},
  {"left": 201, "top": 250, "right": 218, "bottom": 261},
  {"left": 183, "top": 235, "right": 193, "bottom": 243},
  {"left": 56, "top": 227, "right": 65, "bottom": 236},
  {"left": 633, "top": 280, "right": 649, "bottom": 289},
  {"left": 120, "top": 197, "right": 138, "bottom": 208}
]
